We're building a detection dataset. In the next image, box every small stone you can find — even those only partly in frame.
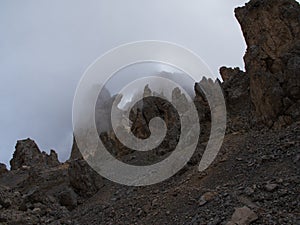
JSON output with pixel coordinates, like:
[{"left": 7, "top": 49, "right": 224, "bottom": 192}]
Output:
[
  {"left": 33, "top": 208, "right": 41, "bottom": 213},
  {"left": 199, "top": 192, "right": 217, "bottom": 206},
  {"left": 21, "top": 165, "right": 31, "bottom": 170},
  {"left": 111, "top": 197, "right": 120, "bottom": 202},
  {"left": 151, "top": 198, "right": 158, "bottom": 207},
  {"left": 244, "top": 187, "right": 254, "bottom": 196},
  {"left": 265, "top": 183, "right": 278, "bottom": 192},
  {"left": 19, "top": 202, "right": 28, "bottom": 211},
  {"left": 277, "top": 178, "right": 283, "bottom": 183},
  {"left": 261, "top": 155, "right": 270, "bottom": 161},
  {"left": 199, "top": 199, "right": 207, "bottom": 206},
  {"left": 294, "top": 154, "right": 300, "bottom": 163},
  {"left": 227, "top": 206, "right": 258, "bottom": 225},
  {"left": 137, "top": 208, "right": 143, "bottom": 216}
]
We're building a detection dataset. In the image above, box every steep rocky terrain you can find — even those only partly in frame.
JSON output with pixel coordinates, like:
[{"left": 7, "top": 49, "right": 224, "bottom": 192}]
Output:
[
  {"left": 0, "top": 0, "right": 299, "bottom": 224},
  {"left": 235, "top": 0, "right": 300, "bottom": 127}
]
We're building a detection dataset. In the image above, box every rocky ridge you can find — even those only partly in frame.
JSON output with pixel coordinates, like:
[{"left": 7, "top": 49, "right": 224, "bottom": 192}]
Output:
[{"left": 0, "top": 0, "right": 300, "bottom": 224}]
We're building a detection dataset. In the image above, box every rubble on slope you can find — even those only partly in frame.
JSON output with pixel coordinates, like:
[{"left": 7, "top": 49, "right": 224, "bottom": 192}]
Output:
[{"left": 0, "top": 0, "right": 300, "bottom": 224}]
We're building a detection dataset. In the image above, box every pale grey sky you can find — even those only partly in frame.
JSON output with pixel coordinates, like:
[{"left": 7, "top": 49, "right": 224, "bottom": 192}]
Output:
[{"left": 0, "top": 0, "right": 250, "bottom": 166}]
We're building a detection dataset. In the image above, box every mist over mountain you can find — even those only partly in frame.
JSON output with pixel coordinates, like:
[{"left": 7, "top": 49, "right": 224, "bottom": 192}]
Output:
[
  {"left": 92, "top": 69, "right": 196, "bottom": 134},
  {"left": 0, "top": 0, "right": 300, "bottom": 224},
  {"left": 1, "top": 0, "right": 252, "bottom": 166}
]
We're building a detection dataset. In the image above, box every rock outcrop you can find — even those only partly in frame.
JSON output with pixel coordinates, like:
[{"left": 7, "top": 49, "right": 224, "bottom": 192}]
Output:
[
  {"left": 68, "top": 159, "right": 104, "bottom": 197},
  {"left": 69, "top": 136, "right": 82, "bottom": 160},
  {"left": 0, "top": 139, "right": 104, "bottom": 224},
  {"left": 96, "top": 85, "right": 187, "bottom": 164},
  {"left": 10, "top": 139, "right": 60, "bottom": 170},
  {"left": 235, "top": 0, "right": 300, "bottom": 127},
  {"left": 1, "top": 0, "right": 300, "bottom": 224},
  {"left": 219, "top": 67, "right": 252, "bottom": 132}
]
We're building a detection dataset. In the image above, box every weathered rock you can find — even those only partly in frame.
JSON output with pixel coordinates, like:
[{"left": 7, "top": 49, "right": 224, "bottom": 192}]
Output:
[
  {"left": 220, "top": 67, "right": 243, "bottom": 82},
  {"left": 194, "top": 78, "right": 213, "bottom": 142},
  {"left": 58, "top": 188, "right": 77, "bottom": 210},
  {"left": 220, "top": 67, "right": 252, "bottom": 132},
  {"left": 10, "top": 139, "right": 60, "bottom": 170},
  {"left": 235, "top": 0, "right": 300, "bottom": 126},
  {"left": 265, "top": 183, "right": 278, "bottom": 192},
  {"left": 227, "top": 206, "right": 258, "bottom": 225},
  {"left": 10, "top": 139, "right": 42, "bottom": 170},
  {"left": 68, "top": 160, "right": 104, "bottom": 197},
  {"left": 100, "top": 85, "right": 182, "bottom": 161},
  {"left": 1, "top": 1, "right": 300, "bottom": 224},
  {"left": 198, "top": 191, "right": 217, "bottom": 206},
  {"left": 0, "top": 196, "right": 11, "bottom": 209},
  {"left": 221, "top": 67, "right": 250, "bottom": 114},
  {"left": 22, "top": 164, "right": 70, "bottom": 198},
  {"left": 0, "top": 163, "right": 7, "bottom": 176},
  {"left": 47, "top": 150, "right": 60, "bottom": 167},
  {"left": 69, "top": 136, "right": 83, "bottom": 160}
]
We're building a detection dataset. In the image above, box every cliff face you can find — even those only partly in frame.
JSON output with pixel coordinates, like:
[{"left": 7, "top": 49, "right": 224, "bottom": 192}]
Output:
[{"left": 235, "top": 0, "right": 300, "bottom": 126}]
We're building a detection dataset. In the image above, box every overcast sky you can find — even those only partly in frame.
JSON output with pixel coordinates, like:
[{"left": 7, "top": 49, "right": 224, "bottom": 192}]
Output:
[{"left": 0, "top": 0, "right": 252, "bottom": 166}]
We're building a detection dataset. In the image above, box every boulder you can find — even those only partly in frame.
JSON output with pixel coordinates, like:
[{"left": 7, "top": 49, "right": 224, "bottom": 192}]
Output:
[
  {"left": 58, "top": 188, "right": 78, "bottom": 210},
  {"left": 227, "top": 206, "right": 258, "bottom": 225}
]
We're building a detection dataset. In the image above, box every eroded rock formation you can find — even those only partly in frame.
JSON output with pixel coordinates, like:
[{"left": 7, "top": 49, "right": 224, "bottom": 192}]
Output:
[
  {"left": 235, "top": 0, "right": 300, "bottom": 127},
  {"left": 0, "top": 0, "right": 300, "bottom": 224},
  {"left": 10, "top": 139, "right": 60, "bottom": 170},
  {"left": 0, "top": 139, "right": 104, "bottom": 224}
]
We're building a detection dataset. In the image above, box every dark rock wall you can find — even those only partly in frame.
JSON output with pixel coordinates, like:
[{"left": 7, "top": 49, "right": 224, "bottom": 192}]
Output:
[{"left": 235, "top": 0, "right": 300, "bottom": 126}]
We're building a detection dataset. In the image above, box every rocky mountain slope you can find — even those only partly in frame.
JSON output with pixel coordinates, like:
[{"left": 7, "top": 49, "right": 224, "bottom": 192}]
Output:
[{"left": 0, "top": 0, "right": 299, "bottom": 224}]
